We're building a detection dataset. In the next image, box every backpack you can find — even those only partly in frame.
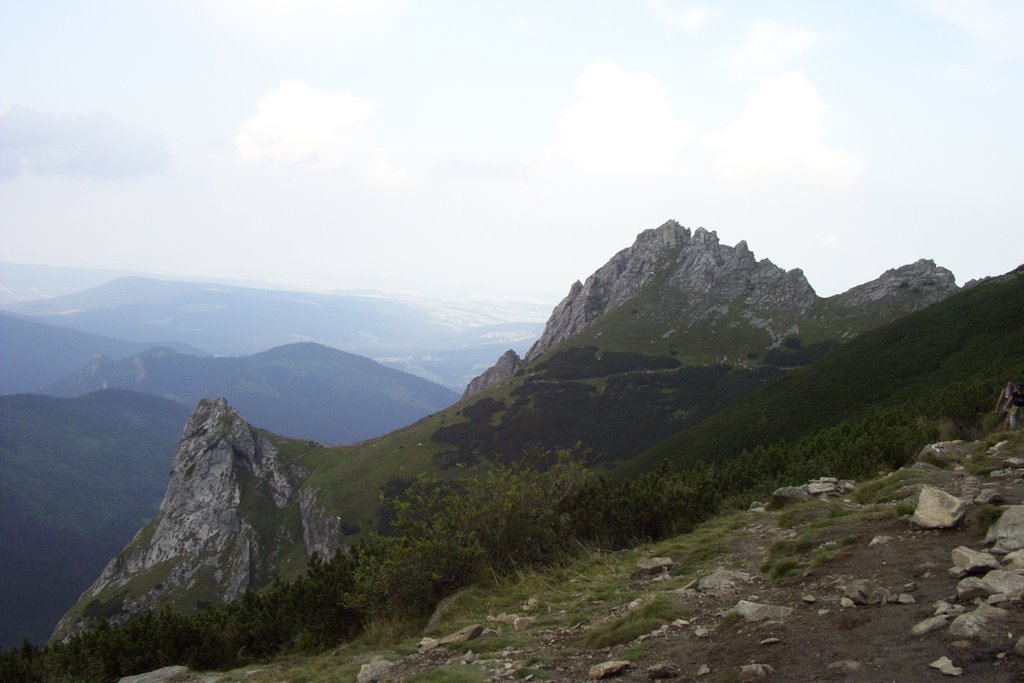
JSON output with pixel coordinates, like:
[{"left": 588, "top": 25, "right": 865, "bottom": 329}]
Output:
[{"left": 1012, "top": 383, "right": 1024, "bottom": 407}]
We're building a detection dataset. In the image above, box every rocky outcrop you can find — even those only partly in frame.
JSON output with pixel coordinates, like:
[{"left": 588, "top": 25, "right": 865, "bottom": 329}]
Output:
[
  {"left": 55, "top": 398, "right": 344, "bottom": 638},
  {"left": 525, "top": 221, "right": 817, "bottom": 361},
  {"left": 461, "top": 349, "right": 524, "bottom": 401},
  {"left": 830, "top": 259, "right": 957, "bottom": 308}
]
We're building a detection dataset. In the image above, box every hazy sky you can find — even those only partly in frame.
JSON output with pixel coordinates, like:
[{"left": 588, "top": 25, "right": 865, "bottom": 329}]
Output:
[{"left": 1, "top": 1, "right": 1021, "bottom": 303}]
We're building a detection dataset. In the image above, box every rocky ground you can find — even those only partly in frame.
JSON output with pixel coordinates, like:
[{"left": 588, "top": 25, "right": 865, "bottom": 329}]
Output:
[{"left": 128, "top": 433, "right": 1024, "bottom": 683}]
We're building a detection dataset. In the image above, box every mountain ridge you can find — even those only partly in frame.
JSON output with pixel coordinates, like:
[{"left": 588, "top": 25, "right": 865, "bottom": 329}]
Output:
[{"left": 464, "top": 220, "right": 958, "bottom": 400}]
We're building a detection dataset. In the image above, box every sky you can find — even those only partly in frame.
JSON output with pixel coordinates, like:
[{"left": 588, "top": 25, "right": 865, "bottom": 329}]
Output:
[{"left": 1, "top": 0, "right": 1022, "bottom": 305}]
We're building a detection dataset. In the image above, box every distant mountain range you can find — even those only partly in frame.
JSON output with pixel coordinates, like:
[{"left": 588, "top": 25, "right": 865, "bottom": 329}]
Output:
[
  {"left": 48, "top": 342, "right": 460, "bottom": 444},
  {"left": 0, "top": 390, "right": 189, "bottom": 648},
  {"left": 0, "top": 274, "right": 545, "bottom": 391},
  {"left": 0, "top": 312, "right": 208, "bottom": 394}
]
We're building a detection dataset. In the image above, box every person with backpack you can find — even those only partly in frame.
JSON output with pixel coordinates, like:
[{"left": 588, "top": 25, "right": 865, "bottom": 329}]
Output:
[{"left": 995, "top": 381, "right": 1024, "bottom": 429}]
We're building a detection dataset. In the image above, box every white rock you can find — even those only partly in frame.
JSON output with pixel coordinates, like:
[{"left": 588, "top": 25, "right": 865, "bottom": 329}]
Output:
[
  {"left": 986, "top": 505, "right": 1024, "bottom": 552},
  {"left": 929, "top": 656, "right": 962, "bottom": 676},
  {"left": 912, "top": 486, "right": 966, "bottom": 529}
]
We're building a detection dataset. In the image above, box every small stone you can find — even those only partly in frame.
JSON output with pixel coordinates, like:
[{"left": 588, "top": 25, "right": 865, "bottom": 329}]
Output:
[
  {"left": 462, "top": 650, "right": 476, "bottom": 664},
  {"left": 975, "top": 489, "right": 1004, "bottom": 504},
  {"left": 843, "top": 579, "right": 890, "bottom": 605},
  {"left": 801, "top": 594, "right": 816, "bottom": 603},
  {"left": 696, "top": 663, "right": 711, "bottom": 677},
  {"left": 933, "top": 600, "right": 965, "bottom": 617},
  {"left": 840, "top": 597, "right": 855, "bottom": 608},
  {"left": 817, "top": 608, "right": 829, "bottom": 615},
  {"left": 1015, "top": 635, "right": 1024, "bottom": 657},
  {"left": 948, "top": 566, "right": 968, "bottom": 579},
  {"left": 903, "top": 581, "right": 918, "bottom": 592},
  {"left": 828, "top": 660, "right": 862, "bottom": 671},
  {"left": 646, "top": 662, "right": 680, "bottom": 679},
  {"left": 729, "top": 600, "right": 794, "bottom": 622},
  {"left": 696, "top": 569, "right": 753, "bottom": 593},
  {"left": 910, "top": 615, "right": 949, "bottom": 636},
  {"left": 869, "top": 535, "right": 892, "bottom": 546},
  {"left": 417, "top": 637, "right": 439, "bottom": 650},
  {"left": 590, "top": 660, "right": 631, "bottom": 679},
  {"left": 437, "top": 623, "right": 484, "bottom": 645},
  {"left": 760, "top": 637, "right": 781, "bottom": 645},
  {"left": 987, "top": 593, "right": 1008, "bottom": 605},
  {"left": 738, "top": 663, "right": 775, "bottom": 681},
  {"left": 897, "top": 593, "right": 916, "bottom": 604},
  {"left": 929, "top": 656, "right": 962, "bottom": 676},
  {"left": 694, "top": 627, "right": 710, "bottom": 638}
]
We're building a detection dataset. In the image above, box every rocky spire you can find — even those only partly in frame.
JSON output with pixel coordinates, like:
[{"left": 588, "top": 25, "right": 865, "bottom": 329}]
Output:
[{"left": 54, "top": 398, "right": 344, "bottom": 638}]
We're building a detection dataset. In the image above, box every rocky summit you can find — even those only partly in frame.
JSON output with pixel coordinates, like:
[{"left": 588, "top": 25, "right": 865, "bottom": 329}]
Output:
[
  {"left": 525, "top": 221, "right": 818, "bottom": 361},
  {"left": 54, "top": 398, "right": 344, "bottom": 639},
  {"left": 464, "top": 220, "right": 958, "bottom": 400}
]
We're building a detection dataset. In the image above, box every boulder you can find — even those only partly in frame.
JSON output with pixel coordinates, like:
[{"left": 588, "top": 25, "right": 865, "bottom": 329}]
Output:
[
  {"left": 950, "top": 546, "right": 1000, "bottom": 573},
  {"left": 1002, "top": 549, "right": 1024, "bottom": 570},
  {"left": 979, "top": 569, "right": 1024, "bottom": 599},
  {"left": 633, "top": 557, "right": 674, "bottom": 577},
  {"left": 986, "top": 505, "right": 1024, "bottom": 553},
  {"left": 771, "top": 485, "right": 810, "bottom": 504},
  {"left": 357, "top": 658, "right": 394, "bottom": 683},
  {"left": 948, "top": 604, "right": 1010, "bottom": 641},
  {"left": 956, "top": 576, "right": 993, "bottom": 601},
  {"left": 912, "top": 486, "right": 966, "bottom": 529}
]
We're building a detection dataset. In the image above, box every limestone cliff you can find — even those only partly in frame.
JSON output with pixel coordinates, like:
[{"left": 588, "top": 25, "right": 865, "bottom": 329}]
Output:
[{"left": 54, "top": 398, "right": 344, "bottom": 638}]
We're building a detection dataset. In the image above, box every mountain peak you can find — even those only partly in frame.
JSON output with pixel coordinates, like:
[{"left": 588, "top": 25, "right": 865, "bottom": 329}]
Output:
[{"left": 523, "top": 220, "right": 817, "bottom": 361}]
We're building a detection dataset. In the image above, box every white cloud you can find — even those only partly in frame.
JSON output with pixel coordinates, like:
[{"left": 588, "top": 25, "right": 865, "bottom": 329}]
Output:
[
  {"left": 539, "top": 60, "right": 695, "bottom": 178},
  {"left": 705, "top": 72, "right": 862, "bottom": 186},
  {"left": 645, "top": 0, "right": 709, "bottom": 30},
  {"left": 0, "top": 108, "right": 170, "bottom": 180},
  {"left": 233, "top": 80, "right": 405, "bottom": 185},
  {"left": 728, "top": 19, "right": 819, "bottom": 80}
]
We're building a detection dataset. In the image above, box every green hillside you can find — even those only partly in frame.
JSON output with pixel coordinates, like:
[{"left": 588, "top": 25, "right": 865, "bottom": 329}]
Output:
[
  {"left": 0, "top": 390, "right": 188, "bottom": 648},
  {"left": 625, "top": 269, "right": 1024, "bottom": 476}
]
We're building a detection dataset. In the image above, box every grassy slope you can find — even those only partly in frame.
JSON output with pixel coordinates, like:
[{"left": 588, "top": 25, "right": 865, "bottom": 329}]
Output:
[{"left": 624, "top": 271, "right": 1024, "bottom": 476}]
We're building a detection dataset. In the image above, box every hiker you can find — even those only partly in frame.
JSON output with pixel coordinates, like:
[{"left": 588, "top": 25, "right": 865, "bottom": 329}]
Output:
[{"left": 995, "top": 381, "right": 1024, "bottom": 429}]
